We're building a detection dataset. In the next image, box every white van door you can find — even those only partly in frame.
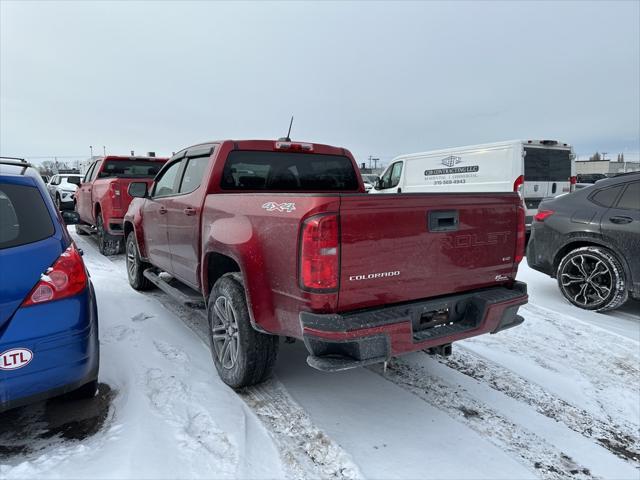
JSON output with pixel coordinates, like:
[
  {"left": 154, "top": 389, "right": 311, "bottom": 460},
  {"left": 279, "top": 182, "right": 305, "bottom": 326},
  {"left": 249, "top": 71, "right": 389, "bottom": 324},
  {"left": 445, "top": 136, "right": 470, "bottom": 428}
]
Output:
[
  {"left": 523, "top": 146, "right": 573, "bottom": 223},
  {"left": 372, "top": 161, "right": 404, "bottom": 194}
]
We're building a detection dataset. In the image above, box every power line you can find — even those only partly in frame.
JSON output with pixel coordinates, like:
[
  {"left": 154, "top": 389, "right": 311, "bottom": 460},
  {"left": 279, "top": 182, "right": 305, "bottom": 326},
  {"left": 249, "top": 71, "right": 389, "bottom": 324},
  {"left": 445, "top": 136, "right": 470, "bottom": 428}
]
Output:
[{"left": 15, "top": 155, "right": 91, "bottom": 160}]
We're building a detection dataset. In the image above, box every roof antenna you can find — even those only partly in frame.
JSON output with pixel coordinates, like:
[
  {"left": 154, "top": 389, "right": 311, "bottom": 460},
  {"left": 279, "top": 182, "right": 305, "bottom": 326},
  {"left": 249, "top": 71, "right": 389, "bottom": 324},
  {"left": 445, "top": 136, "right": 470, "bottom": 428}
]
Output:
[{"left": 279, "top": 116, "right": 294, "bottom": 142}]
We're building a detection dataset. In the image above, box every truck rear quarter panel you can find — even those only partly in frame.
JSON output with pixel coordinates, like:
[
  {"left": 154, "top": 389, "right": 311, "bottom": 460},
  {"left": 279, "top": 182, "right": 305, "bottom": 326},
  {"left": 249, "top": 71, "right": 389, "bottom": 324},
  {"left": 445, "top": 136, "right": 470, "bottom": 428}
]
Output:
[
  {"left": 125, "top": 197, "right": 148, "bottom": 257},
  {"left": 201, "top": 193, "right": 340, "bottom": 337}
]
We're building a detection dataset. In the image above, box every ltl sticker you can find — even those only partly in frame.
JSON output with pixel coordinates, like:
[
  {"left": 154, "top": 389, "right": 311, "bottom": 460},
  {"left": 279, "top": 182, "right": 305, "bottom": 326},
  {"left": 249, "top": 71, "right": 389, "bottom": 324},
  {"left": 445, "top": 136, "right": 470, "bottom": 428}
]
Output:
[{"left": 0, "top": 348, "right": 33, "bottom": 370}]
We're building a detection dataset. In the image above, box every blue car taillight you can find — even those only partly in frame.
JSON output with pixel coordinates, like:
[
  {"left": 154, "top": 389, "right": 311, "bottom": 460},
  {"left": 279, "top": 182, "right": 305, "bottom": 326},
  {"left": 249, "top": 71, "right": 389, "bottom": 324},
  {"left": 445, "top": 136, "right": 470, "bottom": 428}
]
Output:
[{"left": 21, "top": 244, "right": 88, "bottom": 307}]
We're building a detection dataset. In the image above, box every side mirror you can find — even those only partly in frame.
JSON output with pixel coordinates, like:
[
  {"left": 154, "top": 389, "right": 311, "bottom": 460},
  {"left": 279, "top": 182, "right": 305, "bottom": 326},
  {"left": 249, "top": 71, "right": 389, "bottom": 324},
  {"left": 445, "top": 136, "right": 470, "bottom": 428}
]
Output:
[
  {"left": 375, "top": 179, "right": 383, "bottom": 190},
  {"left": 61, "top": 211, "right": 80, "bottom": 225},
  {"left": 128, "top": 182, "right": 148, "bottom": 198}
]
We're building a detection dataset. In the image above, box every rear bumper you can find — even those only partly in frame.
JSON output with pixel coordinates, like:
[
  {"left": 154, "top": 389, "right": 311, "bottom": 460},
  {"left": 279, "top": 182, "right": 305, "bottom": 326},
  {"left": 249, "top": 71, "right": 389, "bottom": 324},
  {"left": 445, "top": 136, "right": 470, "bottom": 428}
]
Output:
[
  {"left": 106, "top": 217, "right": 124, "bottom": 236},
  {"left": 0, "top": 284, "right": 99, "bottom": 413},
  {"left": 300, "top": 282, "right": 528, "bottom": 371},
  {"left": 525, "top": 224, "right": 556, "bottom": 277},
  {"left": 58, "top": 199, "right": 75, "bottom": 210}
]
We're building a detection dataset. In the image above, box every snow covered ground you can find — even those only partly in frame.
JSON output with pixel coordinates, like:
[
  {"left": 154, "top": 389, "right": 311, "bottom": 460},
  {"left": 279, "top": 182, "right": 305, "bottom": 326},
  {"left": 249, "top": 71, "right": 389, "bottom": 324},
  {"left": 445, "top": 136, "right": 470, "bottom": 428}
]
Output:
[{"left": 1, "top": 228, "right": 638, "bottom": 479}]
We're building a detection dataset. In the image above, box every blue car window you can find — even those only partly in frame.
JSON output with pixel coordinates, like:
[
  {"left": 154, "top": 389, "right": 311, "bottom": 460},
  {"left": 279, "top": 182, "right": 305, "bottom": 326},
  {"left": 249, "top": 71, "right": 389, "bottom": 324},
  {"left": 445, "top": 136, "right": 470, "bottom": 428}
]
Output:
[{"left": 0, "top": 183, "right": 55, "bottom": 249}]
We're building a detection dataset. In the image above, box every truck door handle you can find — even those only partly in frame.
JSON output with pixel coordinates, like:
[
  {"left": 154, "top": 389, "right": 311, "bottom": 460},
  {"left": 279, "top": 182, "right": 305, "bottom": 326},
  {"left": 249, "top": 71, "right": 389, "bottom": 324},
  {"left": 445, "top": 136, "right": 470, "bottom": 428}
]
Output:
[
  {"left": 159, "top": 206, "right": 167, "bottom": 214},
  {"left": 609, "top": 216, "right": 633, "bottom": 224},
  {"left": 183, "top": 207, "right": 196, "bottom": 216}
]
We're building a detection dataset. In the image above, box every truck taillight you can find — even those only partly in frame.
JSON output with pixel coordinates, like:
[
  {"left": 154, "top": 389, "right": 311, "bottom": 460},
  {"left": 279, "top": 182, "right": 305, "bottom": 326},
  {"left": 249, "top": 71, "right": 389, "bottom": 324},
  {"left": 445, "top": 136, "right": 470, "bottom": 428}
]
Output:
[
  {"left": 300, "top": 213, "right": 339, "bottom": 291},
  {"left": 513, "top": 175, "right": 524, "bottom": 196},
  {"left": 22, "top": 244, "right": 88, "bottom": 306},
  {"left": 515, "top": 203, "right": 526, "bottom": 265},
  {"left": 110, "top": 183, "right": 122, "bottom": 208}
]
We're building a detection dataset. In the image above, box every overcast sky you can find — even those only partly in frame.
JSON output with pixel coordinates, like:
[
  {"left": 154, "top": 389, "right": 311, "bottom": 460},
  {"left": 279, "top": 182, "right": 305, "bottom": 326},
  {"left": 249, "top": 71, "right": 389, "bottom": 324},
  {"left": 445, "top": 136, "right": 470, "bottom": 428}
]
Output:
[{"left": 1, "top": 1, "right": 639, "bottom": 165}]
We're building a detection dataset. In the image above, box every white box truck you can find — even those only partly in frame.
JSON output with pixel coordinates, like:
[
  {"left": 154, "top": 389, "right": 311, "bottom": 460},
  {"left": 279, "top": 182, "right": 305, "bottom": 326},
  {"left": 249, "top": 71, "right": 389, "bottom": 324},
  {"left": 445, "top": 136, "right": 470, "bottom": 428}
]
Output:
[{"left": 371, "top": 139, "right": 576, "bottom": 228}]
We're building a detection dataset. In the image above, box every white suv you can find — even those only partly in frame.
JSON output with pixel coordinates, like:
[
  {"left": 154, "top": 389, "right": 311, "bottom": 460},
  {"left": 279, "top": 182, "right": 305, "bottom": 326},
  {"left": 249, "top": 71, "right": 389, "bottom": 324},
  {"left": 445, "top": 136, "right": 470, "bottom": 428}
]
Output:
[{"left": 47, "top": 174, "right": 83, "bottom": 210}]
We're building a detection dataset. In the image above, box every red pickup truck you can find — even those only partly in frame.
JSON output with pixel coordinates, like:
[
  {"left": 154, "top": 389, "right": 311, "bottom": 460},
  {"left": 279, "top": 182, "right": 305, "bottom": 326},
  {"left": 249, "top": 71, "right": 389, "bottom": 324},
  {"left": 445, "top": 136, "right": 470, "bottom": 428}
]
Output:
[
  {"left": 123, "top": 140, "right": 528, "bottom": 388},
  {"left": 75, "top": 155, "right": 166, "bottom": 255}
]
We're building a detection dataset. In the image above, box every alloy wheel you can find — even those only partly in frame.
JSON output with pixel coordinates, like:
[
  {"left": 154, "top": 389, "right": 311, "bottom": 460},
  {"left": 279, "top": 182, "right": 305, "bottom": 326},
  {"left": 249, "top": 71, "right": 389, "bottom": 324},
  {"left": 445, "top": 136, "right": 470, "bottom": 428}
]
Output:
[
  {"left": 560, "top": 253, "right": 612, "bottom": 307},
  {"left": 126, "top": 237, "right": 137, "bottom": 280},
  {"left": 210, "top": 295, "right": 240, "bottom": 370}
]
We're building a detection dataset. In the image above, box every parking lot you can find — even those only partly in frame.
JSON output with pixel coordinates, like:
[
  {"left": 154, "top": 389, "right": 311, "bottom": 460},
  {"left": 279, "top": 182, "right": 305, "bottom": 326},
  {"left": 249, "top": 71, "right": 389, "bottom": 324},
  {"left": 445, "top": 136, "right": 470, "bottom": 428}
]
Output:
[
  {"left": 1, "top": 228, "right": 638, "bottom": 480},
  {"left": 2, "top": 3, "right": 639, "bottom": 479}
]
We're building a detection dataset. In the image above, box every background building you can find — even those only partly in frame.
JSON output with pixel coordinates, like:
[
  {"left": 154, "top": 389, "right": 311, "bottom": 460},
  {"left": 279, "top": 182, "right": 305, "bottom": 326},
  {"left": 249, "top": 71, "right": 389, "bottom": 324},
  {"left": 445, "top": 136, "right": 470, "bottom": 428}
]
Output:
[{"left": 575, "top": 159, "right": 640, "bottom": 176}]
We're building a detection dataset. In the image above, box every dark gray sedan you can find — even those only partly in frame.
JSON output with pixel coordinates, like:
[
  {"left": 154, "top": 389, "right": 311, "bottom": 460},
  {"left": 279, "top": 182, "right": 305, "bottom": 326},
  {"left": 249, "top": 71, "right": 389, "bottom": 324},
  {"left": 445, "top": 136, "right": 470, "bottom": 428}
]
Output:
[{"left": 527, "top": 172, "right": 639, "bottom": 312}]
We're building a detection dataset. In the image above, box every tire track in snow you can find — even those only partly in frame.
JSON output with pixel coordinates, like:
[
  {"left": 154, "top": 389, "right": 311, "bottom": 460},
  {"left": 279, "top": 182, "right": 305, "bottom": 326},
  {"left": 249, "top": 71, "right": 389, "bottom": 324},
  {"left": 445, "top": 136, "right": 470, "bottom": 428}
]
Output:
[
  {"left": 370, "top": 361, "right": 595, "bottom": 480},
  {"left": 239, "top": 380, "right": 362, "bottom": 480},
  {"left": 440, "top": 345, "right": 639, "bottom": 464},
  {"left": 124, "top": 264, "right": 362, "bottom": 479}
]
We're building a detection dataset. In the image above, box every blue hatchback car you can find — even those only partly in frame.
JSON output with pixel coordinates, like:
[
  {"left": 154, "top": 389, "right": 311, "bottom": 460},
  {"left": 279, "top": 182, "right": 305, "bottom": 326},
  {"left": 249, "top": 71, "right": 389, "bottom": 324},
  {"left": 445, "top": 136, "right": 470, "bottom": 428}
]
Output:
[{"left": 0, "top": 158, "right": 99, "bottom": 412}]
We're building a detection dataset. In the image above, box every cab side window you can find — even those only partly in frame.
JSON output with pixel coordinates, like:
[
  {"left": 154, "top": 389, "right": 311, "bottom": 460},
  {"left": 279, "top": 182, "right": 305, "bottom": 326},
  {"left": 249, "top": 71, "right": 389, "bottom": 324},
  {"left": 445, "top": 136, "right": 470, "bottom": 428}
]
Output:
[
  {"left": 153, "top": 160, "right": 183, "bottom": 198},
  {"left": 89, "top": 162, "right": 102, "bottom": 181},
  {"left": 380, "top": 162, "right": 403, "bottom": 189},
  {"left": 378, "top": 167, "right": 393, "bottom": 189},
  {"left": 83, "top": 162, "right": 96, "bottom": 183},
  {"left": 178, "top": 157, "right": 209, "bottom": 194},
  {"left": 390, "top": 162, "right": 403, "bottom": 188}
]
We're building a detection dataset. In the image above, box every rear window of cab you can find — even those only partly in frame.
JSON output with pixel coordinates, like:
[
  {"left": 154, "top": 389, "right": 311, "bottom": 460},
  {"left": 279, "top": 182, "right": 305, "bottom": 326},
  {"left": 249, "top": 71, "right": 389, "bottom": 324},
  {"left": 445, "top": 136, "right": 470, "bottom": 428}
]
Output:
[
  {"left": 98, "top": 160, "right": 163, "bottom": 178},
  {"left": 0, "top": 183, "right": 55, "bottom": 249},
  {"left": 220, "top": 151, "right": 359, "bottom": 191}
]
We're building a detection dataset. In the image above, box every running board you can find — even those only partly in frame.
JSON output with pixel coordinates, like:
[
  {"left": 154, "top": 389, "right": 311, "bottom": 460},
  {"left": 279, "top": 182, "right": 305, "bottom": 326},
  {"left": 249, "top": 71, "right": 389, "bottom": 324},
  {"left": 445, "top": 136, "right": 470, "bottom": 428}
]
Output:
[
  {"left": 142, "top": 269, "right": 206, "bottom": 309},
  {"left": 76, "top": 224, "right": 96, "bottom": 235}
]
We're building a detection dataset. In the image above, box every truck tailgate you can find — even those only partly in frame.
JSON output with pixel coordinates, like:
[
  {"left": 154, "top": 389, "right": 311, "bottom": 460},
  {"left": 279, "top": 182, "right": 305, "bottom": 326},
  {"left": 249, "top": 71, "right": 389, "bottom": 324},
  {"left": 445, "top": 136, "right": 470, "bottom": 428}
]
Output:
[{"left": 338, "top": 193, "right": 519, "bottom": 311}]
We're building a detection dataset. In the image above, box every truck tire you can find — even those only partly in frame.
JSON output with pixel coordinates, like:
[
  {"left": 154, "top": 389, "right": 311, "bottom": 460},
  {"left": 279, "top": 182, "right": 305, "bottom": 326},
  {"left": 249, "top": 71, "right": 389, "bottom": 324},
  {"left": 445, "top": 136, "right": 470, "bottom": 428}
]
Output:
[
  {"left": 208, "top": 274, "right": 279, "bottom": 389},
  {"left": 125, "top": 232, "right": 154, "bottom": 291},
  {"left": 96, "top": 213, "right": 119, "bottom": 256},
  {"left": 557, "top": 246, "right": 628, "bottom": 312}
]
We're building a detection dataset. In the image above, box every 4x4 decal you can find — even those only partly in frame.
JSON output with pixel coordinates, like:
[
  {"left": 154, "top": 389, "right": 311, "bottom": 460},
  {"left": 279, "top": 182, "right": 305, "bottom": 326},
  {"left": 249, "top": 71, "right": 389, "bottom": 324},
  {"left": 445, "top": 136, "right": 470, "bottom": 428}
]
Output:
[{"left": 262, "top": 202, "right": 296, "bottom": 213}]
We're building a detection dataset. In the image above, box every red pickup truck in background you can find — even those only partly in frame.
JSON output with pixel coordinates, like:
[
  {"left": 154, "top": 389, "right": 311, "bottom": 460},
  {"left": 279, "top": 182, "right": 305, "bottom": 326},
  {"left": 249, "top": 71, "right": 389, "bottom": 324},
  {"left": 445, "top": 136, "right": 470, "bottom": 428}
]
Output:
[
  {"left": 123, "top": 139, "right": 528, "bottom": 388},
  {"left": 75, "top": 155, "right": 167, "bottom": 255}
]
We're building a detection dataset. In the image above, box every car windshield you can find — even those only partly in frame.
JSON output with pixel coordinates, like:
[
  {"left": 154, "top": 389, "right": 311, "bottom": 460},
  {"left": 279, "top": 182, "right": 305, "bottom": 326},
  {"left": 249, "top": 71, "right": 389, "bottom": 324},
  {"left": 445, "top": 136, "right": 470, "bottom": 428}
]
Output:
[
  {"left": 63, "top": 176, "right": 82, "bottom": 185},
  {"left": 577, "top": 174, "right": 607, "bottom": 184},
  {"left": 362, "top": 174, "right": 379, "bottom": 183},
  {"left": 98, "top": 160, "right": 163, "bottom": 178}
]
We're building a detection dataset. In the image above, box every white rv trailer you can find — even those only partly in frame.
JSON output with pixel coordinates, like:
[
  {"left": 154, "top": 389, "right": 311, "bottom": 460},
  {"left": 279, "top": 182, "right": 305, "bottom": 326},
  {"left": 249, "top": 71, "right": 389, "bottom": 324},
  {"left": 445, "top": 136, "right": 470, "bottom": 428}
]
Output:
[{"left": 371, "top": 139, "right": 576, "bottom": 228}]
